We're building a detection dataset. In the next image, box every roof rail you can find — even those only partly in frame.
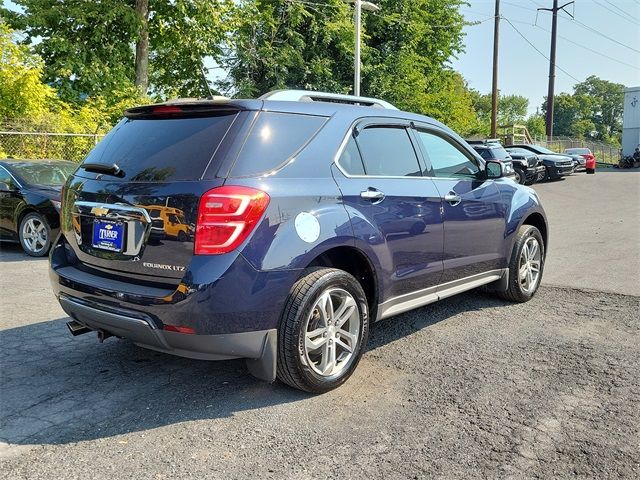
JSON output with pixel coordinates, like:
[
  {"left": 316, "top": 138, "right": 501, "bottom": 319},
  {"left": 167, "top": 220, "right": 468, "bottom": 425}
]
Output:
[{"left": 259, "top": 89, "right": 398, "bottom": 110}]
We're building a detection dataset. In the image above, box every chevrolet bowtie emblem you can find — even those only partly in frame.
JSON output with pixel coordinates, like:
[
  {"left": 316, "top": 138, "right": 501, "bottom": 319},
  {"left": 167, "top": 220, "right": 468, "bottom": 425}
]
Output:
[{"left": 91, "top": 206, "right": 110, "bottom": 217}]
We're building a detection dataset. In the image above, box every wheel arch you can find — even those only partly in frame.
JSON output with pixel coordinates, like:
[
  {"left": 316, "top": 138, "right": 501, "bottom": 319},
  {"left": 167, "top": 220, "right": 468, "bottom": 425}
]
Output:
[
  {"left": 304, "top": 245, "right": 379, "bottom": 319},
  {"left": 521, "top": 211, "right": 548, "bottom": 254}
]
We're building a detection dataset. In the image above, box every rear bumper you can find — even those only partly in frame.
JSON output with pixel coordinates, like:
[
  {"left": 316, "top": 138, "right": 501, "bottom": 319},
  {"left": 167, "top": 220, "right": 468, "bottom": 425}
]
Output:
[
  {"left": 59, "top": 294, "right": 273, "bottom": 360},
  {"left": 58, "top": 293, "right": 278, "bottom": 380}
]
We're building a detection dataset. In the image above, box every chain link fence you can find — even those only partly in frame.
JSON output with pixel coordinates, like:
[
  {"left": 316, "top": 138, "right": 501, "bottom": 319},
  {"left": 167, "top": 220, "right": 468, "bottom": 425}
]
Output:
[
  {"left": 0, "top": 131, "right": 105, "bottom": 162},
  {"left": 532, "top": 136, "right": 621, "bottom": 165}
]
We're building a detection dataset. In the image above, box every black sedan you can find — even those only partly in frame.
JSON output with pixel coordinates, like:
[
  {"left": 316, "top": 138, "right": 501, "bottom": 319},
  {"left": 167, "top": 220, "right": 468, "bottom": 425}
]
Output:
[
  {"left": 0, "top": 159, "right": 78, "bottom": 256},
  {"left": 509, "top": 145, "right": 574, "bottom": 181}
]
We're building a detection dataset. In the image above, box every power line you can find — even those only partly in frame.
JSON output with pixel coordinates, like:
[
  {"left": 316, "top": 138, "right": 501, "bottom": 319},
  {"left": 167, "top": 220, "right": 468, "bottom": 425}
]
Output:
[
  {"left": 557, "top": 12, "right": 640, "bottom": 53},
  {"left": 501, "top": 16, "right": 581, "bottom": 83},
  {"left": 603, "top": 0, "right": 640, "bottom": 21},
  {"left": 503, "top": 1, "right": 537, "bottom": 12},
  {"left": 532, "top": 23, "right": 640, "bottom": 69},
  {"left": 593, "top": 0, "right": 640, "bottom": 26}
]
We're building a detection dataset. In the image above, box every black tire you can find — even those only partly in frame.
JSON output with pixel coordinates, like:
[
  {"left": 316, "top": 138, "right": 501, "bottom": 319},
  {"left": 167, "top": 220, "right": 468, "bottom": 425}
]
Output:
[
  {"left": 18, "top": 212, "right": 52, "bottom": 257},
  {"left": 177, "top": 230, "right": 188, "bottom": 242},
  {"left": 513, "top": 168, "right": 526, "bottom": 185},
  {"left": 496, "top": 225, "right": 545, "bottom": 303},
  {"left": 586, "top": 168, "right": 595, "bottom": 174},
  {"left": 277, "top": 267, "right": 369, "bottom": 393}
]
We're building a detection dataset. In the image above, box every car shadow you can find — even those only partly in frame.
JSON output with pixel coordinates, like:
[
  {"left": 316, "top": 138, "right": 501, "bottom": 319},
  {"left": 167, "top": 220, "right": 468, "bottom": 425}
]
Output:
[
  {"left": 0, "top": 243, "right": 47, "bottom": 263},
  {"left": 0, "top": 290, "right": 507, "bottom": 446}
]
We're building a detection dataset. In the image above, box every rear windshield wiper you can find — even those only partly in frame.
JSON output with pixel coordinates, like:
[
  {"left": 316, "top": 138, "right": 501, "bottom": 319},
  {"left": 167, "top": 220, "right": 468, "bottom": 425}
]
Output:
[{"left": 82, "top": 163, "right": 125, "bottom": 178}]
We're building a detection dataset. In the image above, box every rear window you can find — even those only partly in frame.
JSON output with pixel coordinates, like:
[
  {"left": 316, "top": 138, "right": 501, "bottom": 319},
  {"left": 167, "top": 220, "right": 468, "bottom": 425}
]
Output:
[
  {"left": 79, "top": 113, "right": 237, "bottom": 181},
  {"left": 230, "top": 112, "right": 326, "bottom": 177}
]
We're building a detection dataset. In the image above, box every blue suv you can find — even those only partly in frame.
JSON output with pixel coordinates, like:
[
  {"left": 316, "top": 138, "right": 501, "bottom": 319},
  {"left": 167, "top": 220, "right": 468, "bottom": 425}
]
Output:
[{"left": 50, "top": 90, "right": 548, "bottom": 393}]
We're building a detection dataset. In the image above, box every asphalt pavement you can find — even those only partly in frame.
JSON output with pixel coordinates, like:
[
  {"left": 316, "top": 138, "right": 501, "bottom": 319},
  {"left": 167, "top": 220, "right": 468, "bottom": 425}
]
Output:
[{"left": 1, "top": 170, "right": 639, "bottom": 479}]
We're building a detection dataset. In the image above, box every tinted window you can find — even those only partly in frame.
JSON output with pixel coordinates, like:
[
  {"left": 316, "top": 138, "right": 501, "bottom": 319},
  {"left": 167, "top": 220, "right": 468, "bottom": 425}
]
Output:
[
  {"left": 9, "top": 162, "right": 77, "bottom": 185},
  {"left": 417, "top": 131, "right": 479, "bottom": 178},
  {"left": 357, "top": 126, "right": 421, "bottom": 177},
  {"left": 80, "top": 113, "right": 237, "bottom": 181},
  {"left": 338, "top": 137, "right": 365, "bottom": 175},
  {"left": 231, "top": 112, "right": 326, "bottom": 177}
]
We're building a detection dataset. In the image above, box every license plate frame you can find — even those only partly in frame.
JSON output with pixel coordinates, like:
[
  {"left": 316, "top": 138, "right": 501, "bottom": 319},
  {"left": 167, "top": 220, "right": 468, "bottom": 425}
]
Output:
[{"left": 92, "top": 219, "right": 125, "bottom": 252}]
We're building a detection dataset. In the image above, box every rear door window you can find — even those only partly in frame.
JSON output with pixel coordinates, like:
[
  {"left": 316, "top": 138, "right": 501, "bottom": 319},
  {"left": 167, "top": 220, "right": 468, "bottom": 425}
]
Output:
[
  {"left": 78, "top": 113, "right": 238, "bottom": 182},
  {"left": 230, "top": 112, "right": 327, "bottom": 177},
  {"left": 356, "top": 126, "right": 422, "bottom": 177}
]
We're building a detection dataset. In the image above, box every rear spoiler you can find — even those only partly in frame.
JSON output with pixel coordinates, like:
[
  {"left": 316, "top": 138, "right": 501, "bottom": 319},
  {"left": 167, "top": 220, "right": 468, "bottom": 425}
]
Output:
[{"left": 124, "top": 100, "right": 256, "bottom": 119}]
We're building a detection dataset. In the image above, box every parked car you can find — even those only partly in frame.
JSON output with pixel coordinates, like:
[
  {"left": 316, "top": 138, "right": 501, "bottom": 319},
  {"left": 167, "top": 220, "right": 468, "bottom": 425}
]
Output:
[
  {"left": 504, "top": 148, "right": 546, "bottom": 185},
  {"left": 509, "top": 144, "right": 574, "bottom": 180},
  {"left": 50, "top": 90, "right": 548, "bottom": 393},
  {"left": 466, "top": 140, "right": 517, "bottom": 180},
  {"left": 564, "top": 147, "right": 596, "bottom": 173},
  {"left": 0, "top": 159, "right": 78, "bottom": 256}
]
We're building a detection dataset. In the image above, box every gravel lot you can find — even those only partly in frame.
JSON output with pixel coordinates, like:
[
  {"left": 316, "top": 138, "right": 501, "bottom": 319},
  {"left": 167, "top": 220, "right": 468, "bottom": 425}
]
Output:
[{"left": 1, "top": 171, "right": 639, "bottom": 479}]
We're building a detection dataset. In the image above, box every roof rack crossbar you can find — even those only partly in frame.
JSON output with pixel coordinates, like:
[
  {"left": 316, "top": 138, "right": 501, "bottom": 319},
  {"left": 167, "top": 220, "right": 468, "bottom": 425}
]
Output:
[{"left": 259, "top": 89, "right": 398, "bottom": 110}]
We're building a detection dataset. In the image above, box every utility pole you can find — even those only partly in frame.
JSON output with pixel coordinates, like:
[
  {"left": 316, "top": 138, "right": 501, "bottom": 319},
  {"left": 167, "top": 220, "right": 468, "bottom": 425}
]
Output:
[
  {"left": 538, "top": 1, "right": 574, "bottom": 138},
  {"left": 490, "top": 0, "right": 500, "bottom": 138}
]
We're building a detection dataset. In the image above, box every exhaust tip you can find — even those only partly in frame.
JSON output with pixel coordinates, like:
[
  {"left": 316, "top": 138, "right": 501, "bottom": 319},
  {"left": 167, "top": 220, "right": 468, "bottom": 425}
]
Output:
[{"left": 67, "top": 320, "right": 91, "bottom": 336}]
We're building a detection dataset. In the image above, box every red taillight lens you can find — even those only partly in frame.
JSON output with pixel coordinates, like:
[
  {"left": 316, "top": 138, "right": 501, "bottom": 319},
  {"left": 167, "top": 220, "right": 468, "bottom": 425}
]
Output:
[{"left": 194, "top": 186, "right": 270, "bottom": 255}]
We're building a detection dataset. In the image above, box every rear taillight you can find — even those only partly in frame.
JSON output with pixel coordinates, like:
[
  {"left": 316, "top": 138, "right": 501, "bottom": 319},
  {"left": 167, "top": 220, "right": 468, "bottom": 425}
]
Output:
[{"left": 194, "top": 186, "right": 270, "bottom": 255}]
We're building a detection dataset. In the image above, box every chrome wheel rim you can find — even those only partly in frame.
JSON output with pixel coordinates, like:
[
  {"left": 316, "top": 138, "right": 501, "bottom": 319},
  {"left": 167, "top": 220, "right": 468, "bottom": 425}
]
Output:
[
  {"left": 22, "top": 217, "right": 48, "bottom": 254},
  {"left": 302, "top": 288, "right": 360, "bottom": 377},
  {"left": 519, "top": 236, "right": 542, "bottom": 293}
]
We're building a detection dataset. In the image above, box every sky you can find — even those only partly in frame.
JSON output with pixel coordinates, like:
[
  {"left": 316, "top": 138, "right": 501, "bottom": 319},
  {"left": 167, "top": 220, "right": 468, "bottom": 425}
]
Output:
[{"left": 452, "top": 0, "right": 640, "bottom": 114}]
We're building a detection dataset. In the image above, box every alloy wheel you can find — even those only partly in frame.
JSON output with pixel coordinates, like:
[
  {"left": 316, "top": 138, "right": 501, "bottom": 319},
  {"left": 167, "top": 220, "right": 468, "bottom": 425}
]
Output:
[
  {"left": 22, "top": 217, "right": 48, "bottom": 254},
  {"left": 302, "top": 288, "right": 360, "bottom": 377},
  {"left": 518, "top": 236, "right": 542, "bottom": 293}
]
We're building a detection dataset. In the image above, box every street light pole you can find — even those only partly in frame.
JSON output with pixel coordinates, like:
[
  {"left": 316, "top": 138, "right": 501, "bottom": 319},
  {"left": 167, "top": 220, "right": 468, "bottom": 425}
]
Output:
[
  {"left": 354, "top": 0, "right": 362, "bottom": 96},
  {"left": 346, "top": 0, "right": 379, "bottom": 96}
]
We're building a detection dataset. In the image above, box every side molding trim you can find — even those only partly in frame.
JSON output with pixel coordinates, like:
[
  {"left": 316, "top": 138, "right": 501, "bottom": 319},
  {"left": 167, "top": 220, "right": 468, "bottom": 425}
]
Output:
[{"left": 376, "top": 269, "right": 508, "bottom": 321}]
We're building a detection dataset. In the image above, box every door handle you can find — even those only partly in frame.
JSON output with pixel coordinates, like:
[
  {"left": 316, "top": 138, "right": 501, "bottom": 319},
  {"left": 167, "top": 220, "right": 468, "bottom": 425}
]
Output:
[
  {"left": 444, "top": 191, "right": 462, "bottom": 206},
  {"left": 360, "top": 188, "right": 385, "bottom": 203}
]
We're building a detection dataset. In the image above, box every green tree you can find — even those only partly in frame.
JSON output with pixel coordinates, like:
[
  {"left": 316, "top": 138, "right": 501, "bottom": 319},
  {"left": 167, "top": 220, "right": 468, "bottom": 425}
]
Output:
[
  {"left": 0, "top": 22, "right": 56, "bottom": 120},
  {"left": 222, "top": 0, "right": 474, "bottom": 131},
  {"left": 525, "top": 114, "right": 545, "bottom": 138},
  {"left": 3, "top": 0, "right": 234, "bottom": 101},
  {"left": 470, "top": 91, "right": 528, "bottom": 128},
  {"left": 574, "top": 75, "right": 624, "bottom": 140}
]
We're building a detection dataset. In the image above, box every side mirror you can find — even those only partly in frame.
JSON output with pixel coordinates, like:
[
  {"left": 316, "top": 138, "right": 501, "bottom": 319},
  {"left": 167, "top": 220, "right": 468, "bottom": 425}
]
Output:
[{"left": 485, "top": 160, "right": 504, "bottom": 179}]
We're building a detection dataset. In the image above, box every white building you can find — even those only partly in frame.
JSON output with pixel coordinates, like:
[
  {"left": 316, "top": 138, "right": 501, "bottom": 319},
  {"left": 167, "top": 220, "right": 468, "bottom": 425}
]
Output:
[{"left": 622, "top": 86, "right": 640, "bottom": 157}]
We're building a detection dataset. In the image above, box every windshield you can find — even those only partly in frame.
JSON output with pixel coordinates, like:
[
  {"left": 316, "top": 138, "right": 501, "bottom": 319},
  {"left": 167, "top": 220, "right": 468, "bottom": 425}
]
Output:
[
  {"left": 532, "top": 145, "right": 555, "bottom": 154},
  {"left": 11, "top": 162, "right": 77, "bottom": 186},
  {"left": 490, "top": 146, "right": 511, "bottom": 160},
  {"left": 565, "top": 148, "right": 590, "bottom": 155}
]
